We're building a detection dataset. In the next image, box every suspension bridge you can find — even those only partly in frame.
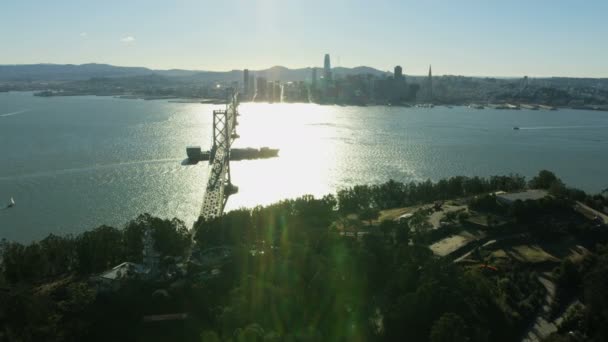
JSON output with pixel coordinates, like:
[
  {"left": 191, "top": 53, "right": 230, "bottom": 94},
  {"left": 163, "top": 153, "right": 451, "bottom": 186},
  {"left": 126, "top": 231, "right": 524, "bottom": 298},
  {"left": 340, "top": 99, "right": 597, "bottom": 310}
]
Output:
[{"left": 199, "top": 93, "right": 240, "bottom": 219}]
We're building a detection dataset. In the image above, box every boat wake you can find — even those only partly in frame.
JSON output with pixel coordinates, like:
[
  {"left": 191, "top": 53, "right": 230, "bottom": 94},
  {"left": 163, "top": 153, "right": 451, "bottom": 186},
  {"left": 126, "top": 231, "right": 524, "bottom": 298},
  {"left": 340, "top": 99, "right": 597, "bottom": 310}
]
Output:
[
  {"left": 0, "top": 158, "right": 184, "bottom": 181},
  {"left": 518, "top": 125, "right": 608, "bottom": 130},
  {"left": 0, "top": 109, "right": 30, "bottom": 118}
]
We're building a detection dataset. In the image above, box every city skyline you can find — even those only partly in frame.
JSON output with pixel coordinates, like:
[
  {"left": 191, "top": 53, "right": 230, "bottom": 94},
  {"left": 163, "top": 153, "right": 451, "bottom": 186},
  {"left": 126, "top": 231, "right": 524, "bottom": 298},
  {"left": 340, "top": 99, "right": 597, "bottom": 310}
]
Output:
[{"left": 1, "top": 0, "right": 608, "bottom": 77}]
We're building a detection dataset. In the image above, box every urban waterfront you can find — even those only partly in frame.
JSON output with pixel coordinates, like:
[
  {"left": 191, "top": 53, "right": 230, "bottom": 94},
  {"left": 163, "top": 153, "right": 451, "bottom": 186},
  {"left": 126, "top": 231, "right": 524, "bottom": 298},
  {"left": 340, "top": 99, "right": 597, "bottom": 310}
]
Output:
[{"left": 1, "top": 91, "right": 607, "bottom": 242}]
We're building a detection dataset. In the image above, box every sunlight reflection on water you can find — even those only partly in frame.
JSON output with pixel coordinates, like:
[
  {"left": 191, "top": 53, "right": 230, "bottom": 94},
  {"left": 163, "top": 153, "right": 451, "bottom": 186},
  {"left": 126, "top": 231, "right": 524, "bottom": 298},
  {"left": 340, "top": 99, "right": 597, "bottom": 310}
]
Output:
[{"left": 1, "top": 93, "right": 607, "bottom": 241}]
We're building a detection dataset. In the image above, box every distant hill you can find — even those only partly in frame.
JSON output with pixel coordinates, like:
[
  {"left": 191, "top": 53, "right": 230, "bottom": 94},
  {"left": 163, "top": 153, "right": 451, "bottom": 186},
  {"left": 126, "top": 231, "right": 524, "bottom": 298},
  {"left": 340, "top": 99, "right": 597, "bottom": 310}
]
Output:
[
  {"left": 0, "top": 63, "right": 390, "bottom": 82},
  {"left": 0, "top": 63, "right": 156, "bottom": 81}
]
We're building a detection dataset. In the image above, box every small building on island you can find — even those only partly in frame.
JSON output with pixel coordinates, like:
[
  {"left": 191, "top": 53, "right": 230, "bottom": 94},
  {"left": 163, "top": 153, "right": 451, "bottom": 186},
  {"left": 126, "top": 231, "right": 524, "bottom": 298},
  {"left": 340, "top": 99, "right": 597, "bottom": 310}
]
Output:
[
  {"left": 496, "top": 189, "right": 549, "bottom": 206},
  {"left": 90, "top": 226, "right": 162, "bottom": 292}
]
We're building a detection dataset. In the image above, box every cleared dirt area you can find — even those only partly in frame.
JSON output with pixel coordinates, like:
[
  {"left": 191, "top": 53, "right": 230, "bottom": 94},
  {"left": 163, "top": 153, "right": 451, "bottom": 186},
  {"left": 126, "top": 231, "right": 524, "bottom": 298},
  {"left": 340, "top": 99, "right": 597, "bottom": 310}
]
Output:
[
  {"left": 488, "top": 245, "right": 559, "bottom": 265},
  {"left": 377, "top": 206, "right": 420, "bottom": 222},
  {"left": 510, "top": 245, "right": 560, "bottom": 264},
  {"left": 430, "top": 230, "right": 486, "bottom": 257}
]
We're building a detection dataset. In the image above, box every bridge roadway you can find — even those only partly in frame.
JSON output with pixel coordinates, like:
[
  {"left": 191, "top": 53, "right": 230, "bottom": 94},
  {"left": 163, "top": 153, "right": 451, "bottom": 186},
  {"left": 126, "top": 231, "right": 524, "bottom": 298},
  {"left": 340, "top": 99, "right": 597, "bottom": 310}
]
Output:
[{"left": 199, "top": 95, "right": 239, "bottom": 219}]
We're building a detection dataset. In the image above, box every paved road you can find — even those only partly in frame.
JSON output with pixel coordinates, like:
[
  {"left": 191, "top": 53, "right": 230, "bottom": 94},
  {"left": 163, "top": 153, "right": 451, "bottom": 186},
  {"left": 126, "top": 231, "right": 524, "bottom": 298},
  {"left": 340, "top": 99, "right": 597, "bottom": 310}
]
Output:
[
  {"left": 522, "top": 273, "right": 557, "bottom": 342},
  {"left": 575, "top": 201, "right": 608, "bottom": 224}
]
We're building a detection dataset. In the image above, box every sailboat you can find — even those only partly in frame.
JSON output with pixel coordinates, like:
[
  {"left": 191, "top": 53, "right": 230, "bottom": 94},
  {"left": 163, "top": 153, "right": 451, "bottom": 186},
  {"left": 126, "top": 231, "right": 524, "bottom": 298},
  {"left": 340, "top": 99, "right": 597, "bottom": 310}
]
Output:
[{"left": 7, "top": 197, "right": 15, "bottom": 208}]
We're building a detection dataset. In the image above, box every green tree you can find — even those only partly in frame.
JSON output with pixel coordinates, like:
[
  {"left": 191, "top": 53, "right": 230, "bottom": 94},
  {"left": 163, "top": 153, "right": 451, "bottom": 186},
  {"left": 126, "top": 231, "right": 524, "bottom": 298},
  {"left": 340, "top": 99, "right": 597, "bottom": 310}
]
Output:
[
  {"left": 430, "top": 313, "right": 470, "bottom": 342},
  {"left": 235, "top": 323, "right": 265, "bottom": 342},
  {"left": 39, "top": 234, "right": 75, "bottom": 277},
  {"left": 200, "top": 330, "right": 221, "bottom": 342},
  {"left": 360, "top": 207, "right": 380, "bottom": 225},
  {"left": 583, "top": 248, "right": 608, "bottom": 341},
  {"left": 75, "top": 225, "right": 123, "bottom": 274},
  {"left": 548, "top": 178, "right": 567, "bottom": 197},
  {"left": 379, "top": 219, "right": 397, "bottom": 241},
  {"left": 395, "top": 220, "right": 411, "bottom": 245},
  {"left": 122, "top": 216, "right": 146, "bottom": 262},
  {"left": 150, "top": 217, "right": 191, "bottom": 257},
  {"left": 1, "top": 240, "right": 28, "bottom": 283},
  {"left": 529, "top": 170, "right": 560, "bottom": 189}
]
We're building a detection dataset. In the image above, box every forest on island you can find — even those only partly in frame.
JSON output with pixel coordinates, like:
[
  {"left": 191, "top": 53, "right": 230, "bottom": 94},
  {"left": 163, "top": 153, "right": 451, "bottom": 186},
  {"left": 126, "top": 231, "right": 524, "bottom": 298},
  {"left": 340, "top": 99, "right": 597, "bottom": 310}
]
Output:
[{"left": 1, "top": 171, "right": 608, "bottom": 341}]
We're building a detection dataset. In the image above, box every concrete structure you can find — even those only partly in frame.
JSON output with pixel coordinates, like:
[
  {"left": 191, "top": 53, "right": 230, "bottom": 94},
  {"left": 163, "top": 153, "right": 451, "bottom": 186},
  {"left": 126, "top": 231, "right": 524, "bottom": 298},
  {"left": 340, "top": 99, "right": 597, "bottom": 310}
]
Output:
[
  {"left": 142, "top": 227, "right": 160, "bottom": 272},
  {"left": 91, "top": 226, "right": 162, "bottom": 291},
  {"left": 98, "top": 262, "right": 147, "bottom": 281},
  {"left": 91, "top": 262, "right": 147, "bottom": 292},
  {"left": 396, "top": 213, "right": 414, "bottom": 222},
  {"left": 496, "top": 189, "right": 549, "bottom": 205}
]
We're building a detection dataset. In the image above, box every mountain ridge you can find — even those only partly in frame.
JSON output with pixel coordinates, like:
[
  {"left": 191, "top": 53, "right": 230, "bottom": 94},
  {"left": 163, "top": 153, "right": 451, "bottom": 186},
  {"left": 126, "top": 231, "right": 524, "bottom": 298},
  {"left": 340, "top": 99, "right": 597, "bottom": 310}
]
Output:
[{"left": 0, "top": 63, "right": 390, "bottom": 82}]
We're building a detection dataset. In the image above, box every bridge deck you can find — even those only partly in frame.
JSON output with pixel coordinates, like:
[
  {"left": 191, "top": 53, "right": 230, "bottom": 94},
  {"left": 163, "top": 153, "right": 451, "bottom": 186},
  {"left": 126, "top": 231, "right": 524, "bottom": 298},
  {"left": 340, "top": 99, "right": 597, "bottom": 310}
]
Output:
[{"left": 199, "top": 147, "right": 227, "bottom": 218}]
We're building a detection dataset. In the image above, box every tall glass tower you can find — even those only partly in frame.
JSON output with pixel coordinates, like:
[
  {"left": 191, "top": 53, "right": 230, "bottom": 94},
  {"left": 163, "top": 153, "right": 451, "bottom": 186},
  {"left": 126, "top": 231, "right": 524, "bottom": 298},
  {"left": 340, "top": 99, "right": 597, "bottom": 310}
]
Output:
[
  {"left": 243, "top": 69, "right": 249, "bottom": 96},
  {"left": 427, "top": 65, "right": 433, "bottom": 102},
  {"left": 323, "top": 54, "right": 332, "bottom": 81}
]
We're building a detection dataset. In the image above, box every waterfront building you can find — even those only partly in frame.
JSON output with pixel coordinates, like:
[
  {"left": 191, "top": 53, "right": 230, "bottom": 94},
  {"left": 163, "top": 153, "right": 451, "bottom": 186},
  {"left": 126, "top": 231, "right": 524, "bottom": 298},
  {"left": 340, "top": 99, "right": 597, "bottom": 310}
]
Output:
[
  {"left": 243, "top": 69, "right": 250, "bottom": 97},
  {"left": 283, "top": 81, "right": 308, "bottom": 102},
  {"left": 521, "top": 75, "right": 529, "bottom": 92},
  {"left": 268, "top": 81, "right": 279, "bottom": 103},
  {"left": 275, "top": 82, "right": 282, "bottom": 103},
  {"left": 255, "top": 76, "right": 268, "bottom": 102},
  {"left": 248, "top": 73, "right": 255, "bottom": 100},
  {"left": 324, "top": 54, "right": 332, "bottom": 81},
  {"left": 394, "top": 65, "right": 403, "bottom": 80}
]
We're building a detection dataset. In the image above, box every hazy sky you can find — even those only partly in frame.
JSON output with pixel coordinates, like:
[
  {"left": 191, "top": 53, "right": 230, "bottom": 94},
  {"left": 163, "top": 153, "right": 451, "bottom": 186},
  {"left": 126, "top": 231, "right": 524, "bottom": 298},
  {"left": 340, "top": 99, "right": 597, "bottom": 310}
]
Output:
[{"left": 1, "top": 0, "right": 607, "bottom": 77}]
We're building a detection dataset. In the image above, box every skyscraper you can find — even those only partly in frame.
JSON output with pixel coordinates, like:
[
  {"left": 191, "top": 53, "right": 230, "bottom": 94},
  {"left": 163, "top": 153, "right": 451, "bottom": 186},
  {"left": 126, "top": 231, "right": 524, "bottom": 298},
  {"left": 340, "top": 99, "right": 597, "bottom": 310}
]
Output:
[
  {"left": 323, "top": 54, "right": 332, "bottom": 81},
  {"left": 394, "top": 65, "right": 403, "bottom": 80},
  {"left": 255, "top": 77, "right": 268, "bottom": 102},
  {"left": 427, "top": 65, "right": 433, "bottom": 102},
  {"left": 248, "top": 74, "right": 255, "bottom": 100},
  {"left": 243, "top": 69, "right": 250, "bottom": 97}
]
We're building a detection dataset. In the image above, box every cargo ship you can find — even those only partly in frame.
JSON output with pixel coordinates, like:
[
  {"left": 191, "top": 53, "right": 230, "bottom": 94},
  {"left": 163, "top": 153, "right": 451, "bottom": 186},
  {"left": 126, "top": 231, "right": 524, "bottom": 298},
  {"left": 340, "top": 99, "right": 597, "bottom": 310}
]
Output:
[{"left": 186, "top": 146, "right": 279, "bottom": 162}]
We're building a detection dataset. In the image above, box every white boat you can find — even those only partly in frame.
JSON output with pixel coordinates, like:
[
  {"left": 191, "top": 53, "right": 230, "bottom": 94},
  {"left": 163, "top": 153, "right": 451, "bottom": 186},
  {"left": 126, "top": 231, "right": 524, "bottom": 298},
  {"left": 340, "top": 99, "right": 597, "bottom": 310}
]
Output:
[{"left": 7, "top": 197, "right": 15, "bottom": 208}]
